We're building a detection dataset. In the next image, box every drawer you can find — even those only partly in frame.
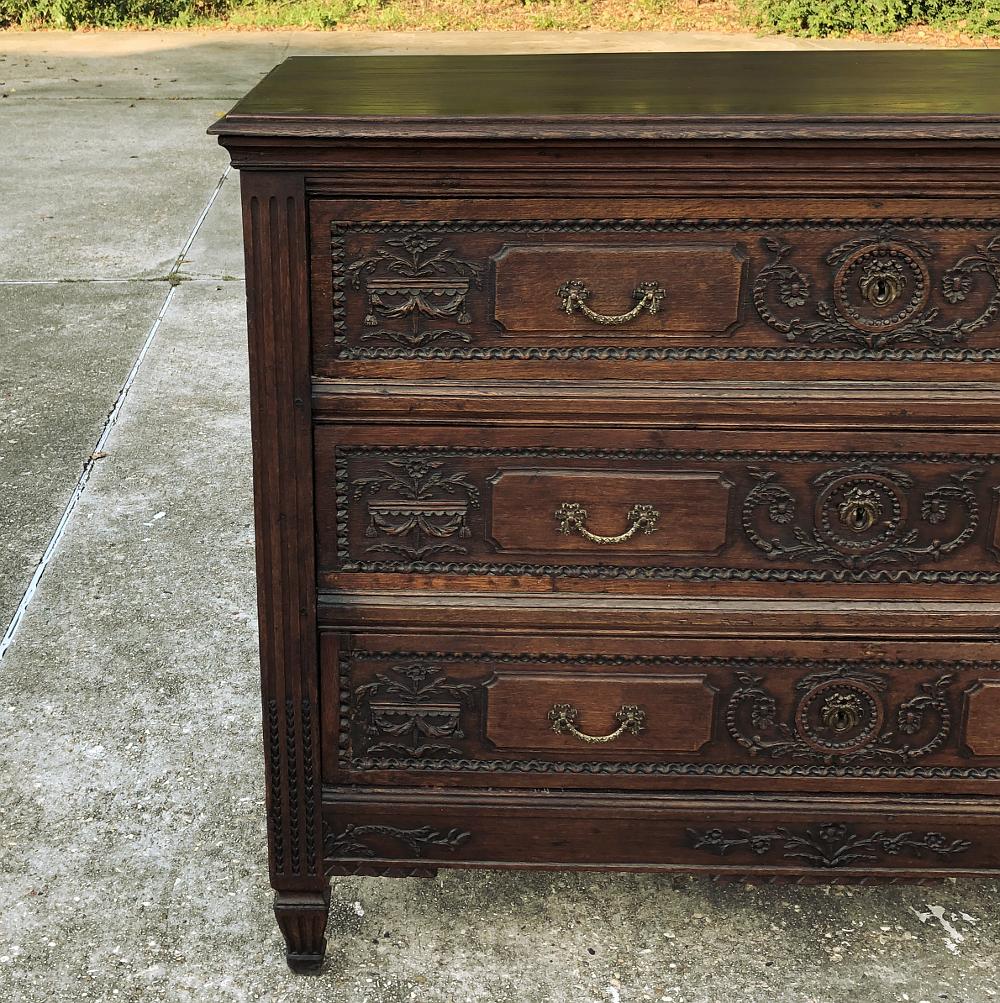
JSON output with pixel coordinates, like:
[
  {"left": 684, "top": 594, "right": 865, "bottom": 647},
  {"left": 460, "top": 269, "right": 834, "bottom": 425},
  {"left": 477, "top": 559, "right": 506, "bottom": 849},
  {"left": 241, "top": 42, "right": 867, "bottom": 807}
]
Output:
[
  {"left": 314, "top": 424, "right": 1000, "bottom": 598},
  {"left": 321, "top": 633, "right": 1000, "bottom": 795},
  {"left": 309, "top": 197, "right": 1000, "bottom": 376}
]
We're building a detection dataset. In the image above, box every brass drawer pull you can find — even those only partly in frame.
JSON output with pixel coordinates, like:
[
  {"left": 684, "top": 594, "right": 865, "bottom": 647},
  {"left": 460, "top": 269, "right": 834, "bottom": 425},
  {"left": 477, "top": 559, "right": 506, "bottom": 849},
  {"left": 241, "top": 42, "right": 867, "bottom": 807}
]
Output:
[
  {"left": 557, "top": 279, "right": 665, "bottom": 325},
  {"left": 548, "top": 703, "right": 647, "bottom": 744},
  {"left": 555, "top": 502, "right": 659, "bottom": 544}
]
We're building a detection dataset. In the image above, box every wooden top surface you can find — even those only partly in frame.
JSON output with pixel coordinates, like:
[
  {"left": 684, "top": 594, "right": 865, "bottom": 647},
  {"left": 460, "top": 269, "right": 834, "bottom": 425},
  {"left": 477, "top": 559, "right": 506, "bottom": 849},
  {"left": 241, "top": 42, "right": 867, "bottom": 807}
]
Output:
[{"left": 209, "top": 51, "right": 1000, "bottom": 142}]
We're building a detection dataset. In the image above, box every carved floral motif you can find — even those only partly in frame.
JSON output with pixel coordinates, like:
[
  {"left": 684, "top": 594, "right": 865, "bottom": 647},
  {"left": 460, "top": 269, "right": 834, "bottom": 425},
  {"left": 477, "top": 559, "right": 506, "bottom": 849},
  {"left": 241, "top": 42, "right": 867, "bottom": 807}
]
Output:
[
  {"left": 338, "top": 447, "right": 998, "bottom": 583},
  {"left": 753, "top": 232, "right": 1000, "bottom": 351},
  {"left": 332, "top": 220, "right": 1000, "bottom": 361},
  {"left": 726, "top": 669, "right": 954, "bottom": 763},
  {"left": 351, "top": 458, "right": 480, "bottom": 560},
  {"left": 688, "top": 822, "right": 972, "bottom": 868},
  {"left": 324, "top": 823, "right": 471, "bottom": 859},
  {"left": 351, "top": 663, "right": 477, "bottom": 758},
  {"left": 345, "top": 232, "right": 483, "bottom": 348},
  {"left": 742, "top": 464, "right": 982, "bottom": 569}
]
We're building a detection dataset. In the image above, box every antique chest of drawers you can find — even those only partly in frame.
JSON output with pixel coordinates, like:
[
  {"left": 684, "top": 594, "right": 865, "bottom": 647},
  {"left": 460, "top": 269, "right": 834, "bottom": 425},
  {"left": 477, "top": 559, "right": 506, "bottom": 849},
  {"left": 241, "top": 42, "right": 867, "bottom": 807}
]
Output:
[{"left": 210, "top": 51, "right": 1000, "bottom": 970}]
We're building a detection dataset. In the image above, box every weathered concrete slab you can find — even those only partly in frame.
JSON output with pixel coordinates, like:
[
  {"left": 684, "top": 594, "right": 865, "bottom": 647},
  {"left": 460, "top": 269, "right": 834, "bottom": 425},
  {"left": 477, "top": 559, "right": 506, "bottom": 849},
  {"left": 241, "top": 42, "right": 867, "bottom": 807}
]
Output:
[
  {"left": 0, "top": 98, "right": 229, "bottom": 280},
  {"left": 0, "top": 29, "right": 923, "bottom": 107},
  {"left": 0, "top": 281, "right": 164, "bottom": 629},
  {"left": 0, "top": 30, "right": 285, "bottom": 99},
  {"left": 281, "top": 27, "right": 920, "bottom": 53}
]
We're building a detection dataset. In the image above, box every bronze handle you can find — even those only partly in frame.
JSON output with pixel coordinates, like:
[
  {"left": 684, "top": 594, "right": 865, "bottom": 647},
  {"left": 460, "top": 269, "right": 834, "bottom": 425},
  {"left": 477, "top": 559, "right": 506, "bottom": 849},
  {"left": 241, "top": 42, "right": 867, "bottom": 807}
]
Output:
[
  {"left": 555, "top": 502, "right": 659, "bottom": 544},
  {"left": 548, "top": 703, "right": 647, "bottom": 744},
  {"left": 557, "top": 279, "right": 665, "bottom": 325}
]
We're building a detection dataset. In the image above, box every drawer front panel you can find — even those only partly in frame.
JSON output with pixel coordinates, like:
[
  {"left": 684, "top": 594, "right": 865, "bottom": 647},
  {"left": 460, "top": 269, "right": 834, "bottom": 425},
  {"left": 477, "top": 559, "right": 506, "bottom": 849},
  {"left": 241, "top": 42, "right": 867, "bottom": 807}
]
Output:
[
  {"left": 485, "top": 672, "right": 717, "bottom": 754},
  {"left": 314, "top": 427, "right": 1000, "bottom": 590},
  {"left": 310, "top": 199, "right": 1000, "bottom": 370},
  {"left": 322, "top": 635, "right": 1000, "bottom": 793},
  {"left": 489, "top": 469, "right": 732, "bottom": 556},
  {"left": 322, "top": 791, "right": 1000, "bottom": 879},
  {"left": 493, "top": 242, "right": 744, "bottom": 335}
]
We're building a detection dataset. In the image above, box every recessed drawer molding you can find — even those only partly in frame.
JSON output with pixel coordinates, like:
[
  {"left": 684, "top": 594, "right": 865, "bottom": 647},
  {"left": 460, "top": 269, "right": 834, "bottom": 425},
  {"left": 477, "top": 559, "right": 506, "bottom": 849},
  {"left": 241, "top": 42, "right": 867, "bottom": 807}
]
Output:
[
  {"left": 487, "top": 672, "right": 717, "bottom": 754},
  {"left": 334, "top": 648, "right": 1000, "bottom": 783},
  {"left": 325, "top": 444, "right": 1000, "bottom": 584},
  {"left": 318, "top": 215, "right": 1000, "bottom": 364}
]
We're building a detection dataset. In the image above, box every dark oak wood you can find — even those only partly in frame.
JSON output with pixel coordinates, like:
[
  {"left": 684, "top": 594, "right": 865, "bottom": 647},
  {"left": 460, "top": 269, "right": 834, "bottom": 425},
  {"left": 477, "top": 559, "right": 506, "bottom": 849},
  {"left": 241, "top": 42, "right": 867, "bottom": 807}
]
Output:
[
  {"left": 310, "top": 199, "right": 1000, "bottom": 380},
  {"left": 314, "top": 423, "right": 1000, "bottom": 600},
  {"left": 208, "top": 52, "right": 1000, "bottom": 140},
  {"left": 210, "top": 53, "right": 1000, "bottom": 972}
]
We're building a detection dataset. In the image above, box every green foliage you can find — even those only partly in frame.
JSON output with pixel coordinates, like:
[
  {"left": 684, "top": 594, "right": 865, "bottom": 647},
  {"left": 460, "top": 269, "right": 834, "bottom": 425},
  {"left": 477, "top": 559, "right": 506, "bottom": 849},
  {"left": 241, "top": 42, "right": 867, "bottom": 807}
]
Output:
[
  {"left": 751, "top": 0, "right": 1000, "bottom": 36},
  {"left": 0, "top": 0, "right": 996, "bottom": 34},
  {"left": 0, "top": 0, "right": 226, "bottom": 27},
  {"left": 0, "top": 0, "right": 404, "bottom": 26}
]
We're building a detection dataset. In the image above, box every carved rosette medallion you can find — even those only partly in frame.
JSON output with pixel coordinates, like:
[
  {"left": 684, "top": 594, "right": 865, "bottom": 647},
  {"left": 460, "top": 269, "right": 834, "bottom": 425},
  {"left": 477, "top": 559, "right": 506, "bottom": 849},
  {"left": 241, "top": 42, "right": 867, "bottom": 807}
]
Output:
[
  {"left": 753, "top": 232, "right": 1000, "bottom": 351},
  {"left": 814, "top": 471, "right": 907, "bottom": 557},
  {"left": 727, "top": 669, "right": 954, "bottom": 764},
  {"left": 793, "top": 678, "right": 884, "bottom": 755},
  {"left": 832, "top": 241, "right": 930, "bottom": 334},
  {"left": 743, "top": 464, "right": 981, "bottom": 569}
]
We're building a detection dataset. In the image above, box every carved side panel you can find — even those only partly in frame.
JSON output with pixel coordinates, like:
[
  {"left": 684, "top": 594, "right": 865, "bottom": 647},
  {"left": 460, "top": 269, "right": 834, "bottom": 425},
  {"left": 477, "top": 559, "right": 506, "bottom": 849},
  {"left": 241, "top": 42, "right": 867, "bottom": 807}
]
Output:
[{"left": 242, "top": 173, "right": 323, "bottom": 889}]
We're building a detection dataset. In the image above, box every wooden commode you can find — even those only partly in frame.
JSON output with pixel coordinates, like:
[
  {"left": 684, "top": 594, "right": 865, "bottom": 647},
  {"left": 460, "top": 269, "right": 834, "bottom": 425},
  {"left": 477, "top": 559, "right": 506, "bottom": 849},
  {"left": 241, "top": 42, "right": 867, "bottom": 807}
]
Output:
[{"left": 210, "top": 51, "right": 1000, "bottom": 970}]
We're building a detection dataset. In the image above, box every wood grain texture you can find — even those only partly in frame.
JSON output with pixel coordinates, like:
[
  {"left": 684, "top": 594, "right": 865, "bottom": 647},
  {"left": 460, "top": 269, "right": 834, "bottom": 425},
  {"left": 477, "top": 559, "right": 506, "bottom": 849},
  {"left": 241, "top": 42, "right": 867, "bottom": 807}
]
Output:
[
  {"left": 209, "top": 52, "right": 1000, "bottom": 140},
  {"left": 315, "top": 424, "right": 1000, "bottom": 598},
  {"left": 321, "top": 630, "right": 1000, "bottom": 796},
  {"left": 309, "top": 198, "right": 1000, "bottom": 381}
]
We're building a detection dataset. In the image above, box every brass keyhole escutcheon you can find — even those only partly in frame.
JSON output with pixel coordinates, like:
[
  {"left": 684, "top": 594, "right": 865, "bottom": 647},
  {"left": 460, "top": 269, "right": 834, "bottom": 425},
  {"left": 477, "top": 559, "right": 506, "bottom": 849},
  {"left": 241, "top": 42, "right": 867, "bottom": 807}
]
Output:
[
  {"left": 859, "top": 261, "right": 905, "bottom": 308},
  {"left": 837, "top": 487, "right": 882, "bottom": 534},
  {"left": 849, "top": 504, "right": 873, "bottom": 531},
  {"left": 819, "top": 693, "right": 863, "bottom": 734},
  {"left": 869, "top": 277, "right": 893, "bottom": 306}
]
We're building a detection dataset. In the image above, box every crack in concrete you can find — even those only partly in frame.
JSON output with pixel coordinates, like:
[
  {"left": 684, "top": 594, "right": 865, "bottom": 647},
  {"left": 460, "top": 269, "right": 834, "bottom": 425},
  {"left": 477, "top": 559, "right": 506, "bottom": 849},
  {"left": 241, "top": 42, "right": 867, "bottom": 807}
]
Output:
[{"left": 0, "top": 164, "right": 233, "bottom": 661}]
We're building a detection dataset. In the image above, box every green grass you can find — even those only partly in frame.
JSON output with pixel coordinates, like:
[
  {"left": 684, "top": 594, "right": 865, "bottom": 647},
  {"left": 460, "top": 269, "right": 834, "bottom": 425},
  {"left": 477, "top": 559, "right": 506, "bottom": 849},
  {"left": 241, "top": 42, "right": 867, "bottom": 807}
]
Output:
[{"left": 0, "top": 0, "right": 996, "bottom": 38}]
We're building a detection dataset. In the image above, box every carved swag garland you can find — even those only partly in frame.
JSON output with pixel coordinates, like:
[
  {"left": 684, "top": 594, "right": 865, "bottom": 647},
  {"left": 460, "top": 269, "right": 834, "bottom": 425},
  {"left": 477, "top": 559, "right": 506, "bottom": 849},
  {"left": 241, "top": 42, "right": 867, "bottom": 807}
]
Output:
[{"left": 687, "top": 823, "right": 972, "bottom": 868}]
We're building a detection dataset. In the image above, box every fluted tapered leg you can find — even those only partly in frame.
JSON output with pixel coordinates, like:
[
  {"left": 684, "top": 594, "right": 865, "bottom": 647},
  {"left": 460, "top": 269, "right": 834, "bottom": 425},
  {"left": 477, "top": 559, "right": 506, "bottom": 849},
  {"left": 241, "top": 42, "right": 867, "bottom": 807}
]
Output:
[{"left": 274, "top": 889, "right": 330, "bottom": 972}]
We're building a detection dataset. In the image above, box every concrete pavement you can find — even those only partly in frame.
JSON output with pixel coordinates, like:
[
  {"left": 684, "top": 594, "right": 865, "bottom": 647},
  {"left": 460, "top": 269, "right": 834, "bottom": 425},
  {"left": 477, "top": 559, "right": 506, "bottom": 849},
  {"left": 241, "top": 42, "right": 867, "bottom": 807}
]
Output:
[{"left": 1, "top": 28, "right": 999, "bottom": 1003}]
